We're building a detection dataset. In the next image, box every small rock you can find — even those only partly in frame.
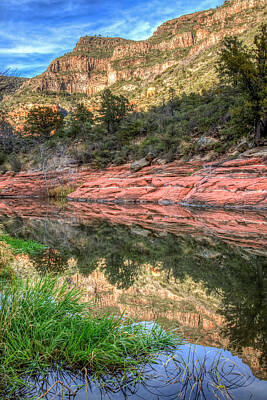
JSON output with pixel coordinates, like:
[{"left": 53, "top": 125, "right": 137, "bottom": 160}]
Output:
[
  {"left": 130, "top": 158, "right": 150, "bottom": 172},
  {"left": 156, "top": 159, "right": 166, "bottom": 165},
  {"left": 236, "top": 137, "right": 248, "bottom": 152},
  {"left": 196, "top": 136, "right": 218, "bottom": 150},
  {"left": 131, "top": 226, "right": 150, "bottom": 237},
  {"left": 145, "top": 152, "right": 156, "bottom": 162}
]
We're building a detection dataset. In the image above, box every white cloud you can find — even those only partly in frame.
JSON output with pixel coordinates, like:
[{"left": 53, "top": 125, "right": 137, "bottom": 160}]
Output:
[
  {"left": 0, "top": 0, "right": 225, "bottom": 77},
  {"left": 6, "top": 62, "right": 47, "bottom": 70},
  {"left": 0, "top": 44, "right": 64, "bottom": 54}
]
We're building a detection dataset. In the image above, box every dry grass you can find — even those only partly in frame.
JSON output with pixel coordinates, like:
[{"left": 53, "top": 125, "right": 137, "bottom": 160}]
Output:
[{"left": 48, "top": 185, "right": 75, "bottom": 201}]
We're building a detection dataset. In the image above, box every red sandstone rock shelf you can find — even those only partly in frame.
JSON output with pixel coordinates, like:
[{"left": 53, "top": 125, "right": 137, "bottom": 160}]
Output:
[{"left": 0, "top": 154, "right": 266, "bottom": 210}]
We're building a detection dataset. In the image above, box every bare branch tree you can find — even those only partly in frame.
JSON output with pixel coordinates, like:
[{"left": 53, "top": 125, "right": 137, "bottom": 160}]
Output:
[
  {"left": 0, "top": 69, "right": 13, "bottom": 96},
  {"left": 0, "top": 69, "right": 24, "bottom": 101}
]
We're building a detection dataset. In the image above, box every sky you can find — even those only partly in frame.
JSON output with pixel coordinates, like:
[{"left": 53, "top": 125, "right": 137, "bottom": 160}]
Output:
[{"left": 0, "top": 0, "right": 224, "bottom": 78}]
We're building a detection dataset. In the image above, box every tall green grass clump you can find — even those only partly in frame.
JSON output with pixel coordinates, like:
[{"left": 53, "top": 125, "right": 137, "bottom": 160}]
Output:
[{"left": 0, "top": 276, "right": 179, "bottom": 396}]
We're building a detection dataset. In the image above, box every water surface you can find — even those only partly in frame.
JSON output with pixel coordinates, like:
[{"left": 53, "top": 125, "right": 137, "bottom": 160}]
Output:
[{"left": 0, "top": 198, "right": 266, "bottom": 398}]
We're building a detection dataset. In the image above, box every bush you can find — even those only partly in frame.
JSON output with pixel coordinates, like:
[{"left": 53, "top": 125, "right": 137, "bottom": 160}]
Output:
[{"left": 7, "top": 155, "right": 22, "bottom": 172}]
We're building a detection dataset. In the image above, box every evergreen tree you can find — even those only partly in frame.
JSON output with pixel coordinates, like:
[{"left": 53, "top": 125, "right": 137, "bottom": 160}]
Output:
[
  {"left": 71, "top": 103, "right": 94, "bottom": 124},
  {"left": 24, "top": 106, "right": 64, "bottom": 140},
  {"left": 98, "top": 89, "right": 131, "bottom": 134},
  {"left": 217, "top": 24, "right": 267, "bottom": 145},
  {"left": 65, "top": 103, "right": 94, "bottom": 138}
]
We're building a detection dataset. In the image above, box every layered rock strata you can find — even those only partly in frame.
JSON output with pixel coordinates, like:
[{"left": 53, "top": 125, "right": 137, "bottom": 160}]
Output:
[
  {"left": 29, "top": 0, "right": 266, "bottom": 96},
  {"left": 0, "top": 152, "right": 266, "bottom": 210}
]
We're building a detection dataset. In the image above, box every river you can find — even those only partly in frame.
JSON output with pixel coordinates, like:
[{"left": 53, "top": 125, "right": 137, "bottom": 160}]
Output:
[{"left": 0, "top": 198, "right": 266, "bottom": 399}]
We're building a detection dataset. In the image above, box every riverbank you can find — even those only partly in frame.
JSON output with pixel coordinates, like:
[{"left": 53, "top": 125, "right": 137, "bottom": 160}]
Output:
[{"left": 0, "top": 148, "right": 266, "bottom": 210}]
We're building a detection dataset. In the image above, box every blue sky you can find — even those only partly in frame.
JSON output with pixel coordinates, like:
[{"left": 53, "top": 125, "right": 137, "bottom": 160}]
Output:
[{"left": 0, "top": 0, "right": 224, "bottom": 78}]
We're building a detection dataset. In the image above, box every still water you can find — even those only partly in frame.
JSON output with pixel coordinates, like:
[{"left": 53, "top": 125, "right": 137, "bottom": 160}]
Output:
[{"left": 0, "top": 198, "right": 266, "bottom": 399}]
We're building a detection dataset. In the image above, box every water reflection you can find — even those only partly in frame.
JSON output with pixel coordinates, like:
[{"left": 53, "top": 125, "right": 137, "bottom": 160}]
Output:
[
  {"left": 17, "top": 344, "right": 267, "bottom": 400},
  {"left": 0, "top": 199, "right": 266, "bottom": 380}
]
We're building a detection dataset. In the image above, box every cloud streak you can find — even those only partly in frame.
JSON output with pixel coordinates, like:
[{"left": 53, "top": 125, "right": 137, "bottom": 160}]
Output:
[{"left": 0, "top": 0, "right": 224, "bottom": 77}]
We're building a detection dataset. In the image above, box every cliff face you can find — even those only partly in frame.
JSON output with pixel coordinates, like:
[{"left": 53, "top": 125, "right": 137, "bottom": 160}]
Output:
[{"left": 29, "top": 0, "right": 266, "bottom": 98}]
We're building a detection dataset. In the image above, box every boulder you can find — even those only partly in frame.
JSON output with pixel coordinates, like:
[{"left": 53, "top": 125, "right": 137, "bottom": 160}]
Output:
[
  {"left": 130, "top": 158, "right": 150, "bottom": 172},
  {"left": 130, "top": 153, "right": 155, "bottom": 172}
]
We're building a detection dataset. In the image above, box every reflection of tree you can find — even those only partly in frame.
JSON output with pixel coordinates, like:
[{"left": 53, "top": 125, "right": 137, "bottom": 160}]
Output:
[
  {"left": 219, "top": 257, "right": 267, "bottom": 369},
  {"left": 30, "top": 248, "right": 69, "bottom": 275},
  {"left": 75, "top": 224, "right": 144, "bottom": 289},
  {"left": 1, "top": 214, "right": 266, "bottom": 365}
]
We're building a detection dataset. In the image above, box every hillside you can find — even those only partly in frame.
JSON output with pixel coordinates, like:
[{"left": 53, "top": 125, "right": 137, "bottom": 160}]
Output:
[
  {"left": 0, "top": 0, "right": 266, "bottom": 174},
  {"left": 22, "top": 0, "right": 266, "bottom": 108},
  {"left": 2, "top": 0, "right": 265, "bottom": 114}
]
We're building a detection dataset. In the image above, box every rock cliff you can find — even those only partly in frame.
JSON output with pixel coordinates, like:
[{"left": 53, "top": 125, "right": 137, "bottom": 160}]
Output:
[{"left": 28, "top": 0, "right": 266, "bottom": 100}]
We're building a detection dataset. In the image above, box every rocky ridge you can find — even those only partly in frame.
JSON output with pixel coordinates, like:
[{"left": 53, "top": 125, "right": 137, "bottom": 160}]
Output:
[{"left": 28, "top": 0, "right": 266, "bottom": 100}]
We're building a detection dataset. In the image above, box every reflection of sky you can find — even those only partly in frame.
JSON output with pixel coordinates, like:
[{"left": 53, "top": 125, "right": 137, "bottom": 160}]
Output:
[
  {"left": 29, "top": 339, "right": 267, "bottom": 399},
  {"left": 0, "top": 0, "right": 224, "bottom": 77}
]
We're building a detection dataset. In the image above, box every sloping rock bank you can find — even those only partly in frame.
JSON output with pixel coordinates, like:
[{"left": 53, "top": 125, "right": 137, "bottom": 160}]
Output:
[
  {"left": 69, "top": 151, "right": 267, "bottom": 209},
  {"left": 0, "top": 150, "right": 266, "bottom": 210}
]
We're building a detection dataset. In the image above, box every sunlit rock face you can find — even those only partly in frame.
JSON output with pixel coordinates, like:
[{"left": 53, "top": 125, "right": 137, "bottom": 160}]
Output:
[
  {"left": 2, "top": 152, "right": 266, "bottom": 209},
  {"left": 28, "top": 0, "right": 266, "bottom": 96}
]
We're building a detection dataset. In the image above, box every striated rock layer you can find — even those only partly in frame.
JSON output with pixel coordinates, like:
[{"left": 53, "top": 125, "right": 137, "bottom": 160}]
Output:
[
  {"left": 28, "top": 0, "right": 266, "bottom": 96},
  {"left": 0, "top": 198, "right": 266, "bottom": 251},
  {"left": 0, "top": 151, "right": 266, "bottom": 210}
]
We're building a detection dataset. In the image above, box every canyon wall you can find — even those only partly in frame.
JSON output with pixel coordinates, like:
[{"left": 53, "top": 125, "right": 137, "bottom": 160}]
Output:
[{"left": 29, "top": 0, "right": 266, "bottom": 96}]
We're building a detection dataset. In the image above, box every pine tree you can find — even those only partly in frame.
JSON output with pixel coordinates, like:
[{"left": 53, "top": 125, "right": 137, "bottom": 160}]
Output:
[
  {"left": 71, "top": 103, "right": 94, "bottom": 124},
  {"left": 217, "top": 24, "right": 267, "bottom": 145},
  {"left": 24, "top": 106, "right": 64, "bottom": 140},
  {"left": 98, "top": 89, "right": 131, "bottom": 134}
]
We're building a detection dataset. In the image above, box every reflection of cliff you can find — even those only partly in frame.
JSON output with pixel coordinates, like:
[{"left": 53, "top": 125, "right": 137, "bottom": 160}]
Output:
[
  {"left": 0, "top": 198, "right": 266, "bottom": 251},
  {"left": 67, "top": 266, "right": 266, "bottom": 380},
  {"left": 0, "top": 199, "right": 266, "bottom": 378}
]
